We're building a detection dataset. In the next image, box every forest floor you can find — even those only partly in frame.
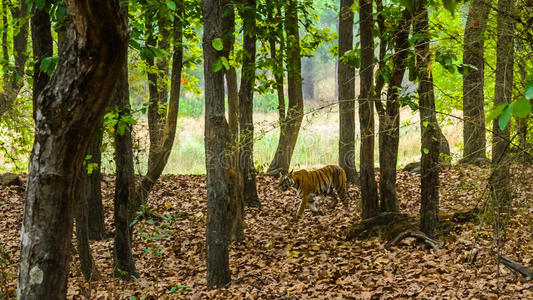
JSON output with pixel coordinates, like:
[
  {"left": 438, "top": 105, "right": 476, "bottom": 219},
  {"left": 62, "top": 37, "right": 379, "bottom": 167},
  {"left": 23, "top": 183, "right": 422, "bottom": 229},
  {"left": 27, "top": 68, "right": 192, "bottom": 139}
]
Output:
[{"left": 1, "top": 164, "right": 532, "bottom": 299}]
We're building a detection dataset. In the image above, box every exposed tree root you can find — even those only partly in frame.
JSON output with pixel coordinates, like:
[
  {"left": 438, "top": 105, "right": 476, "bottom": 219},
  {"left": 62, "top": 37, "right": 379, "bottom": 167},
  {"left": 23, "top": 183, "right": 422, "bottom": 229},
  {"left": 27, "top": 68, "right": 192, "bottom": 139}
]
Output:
[{"left": 386, "top": 229, "right": 441, "bottom": 250}]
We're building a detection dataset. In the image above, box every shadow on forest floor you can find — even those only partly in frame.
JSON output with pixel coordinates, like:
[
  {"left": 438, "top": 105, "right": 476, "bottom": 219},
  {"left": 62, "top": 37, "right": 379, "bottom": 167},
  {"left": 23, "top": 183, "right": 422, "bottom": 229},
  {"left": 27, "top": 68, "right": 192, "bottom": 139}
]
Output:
[{"left": 0, "top": 164, "right": 532, "bottom": 299}]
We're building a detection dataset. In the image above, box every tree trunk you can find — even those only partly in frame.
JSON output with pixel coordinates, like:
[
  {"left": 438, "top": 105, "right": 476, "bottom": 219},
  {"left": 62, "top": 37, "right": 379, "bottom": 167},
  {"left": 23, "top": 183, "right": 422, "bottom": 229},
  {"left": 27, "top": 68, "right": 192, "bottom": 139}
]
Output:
[
  {"left": 490, "top": 0, "right": 515, "bottom": 209},
  {"left": 414, "top": 0, "right": 440, "bottom": 237},
  {"left": 17, "top": 1, "right": 127, "bottom": 298},
  {"left": 86, "top": 132, "right": 107, "bottom": 240},
  {"left": 75, "top": 168, "right": 98, "bottom": 281},
  {"left": 239, "top": 0, "right": 260, "bottom": 207},
  {"left": 202, "top": 0, "right": 231, "bottom": 287},
  {"left": 517, "top": 56, "right": 529, "bottom": 160},
  {"left": 338, "top": 0, "right": 359, "bottom": 185},
  {"left": 359, "top": 0, "right": 379, "bottom": 219},
  {"left": 0, "top": 0, "right": 27, "bottom": 118},
  {"left": 462, "top": 0, "right": 490, "bottom": 163},
  {"left": 136, "top": 7, "right": 183, "bottom": 208},
  {"left": 378, "top": 9, "right": 410, "bottom": 213},
  {"left": 1, "top": 0, "right": 7, "bottom": 84},
  {"left": 267, "top": 0, "right": 304, "bottom": 175},
  {"left": 30, "top": 5, "right": 53, "bottom": 119},
  {"left": 112, "top": 5, "right": 138, "bottom": 280}
]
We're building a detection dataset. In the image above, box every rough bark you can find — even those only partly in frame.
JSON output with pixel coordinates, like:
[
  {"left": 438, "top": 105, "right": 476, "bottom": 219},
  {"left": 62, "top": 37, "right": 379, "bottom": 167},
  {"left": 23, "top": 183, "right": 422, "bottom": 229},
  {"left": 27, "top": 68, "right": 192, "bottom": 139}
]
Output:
[
  {"left": 378, "top": 9, "right": 410, "bottom": 213},
  {"left": 31, "top": 5, "right": 53, "bottom": 119},
  {"left": 136, "top": 7, "right": 183, "bottom": 208},
  {"left": 267, "top": 0, "right": 303, "bottom": 175},
  {"left": 74, "top": 168, "right": 98, "bottom": 281},
  {"left": 17, "top": 1, "right": 127, "bottom": 298},
  {"left": 202, "top": 0, "right": 231, "bottom": 287},
  {"left": 490, "top": 0, "right": 514, "bottom": 209},
  {"left": 414, "top": 0, "right": 440, "bottom": 237},
  {"left": 0, "top": 0, "right": 28, "bottom": 117},
  {"left": 462, "top": 0, "right": 490, "bottom": 163},
  {"left": 239, "top": 0, "right": 260, "bottom": 207},
  {"left": 86, "top": 132, "right": 107, "bottom": 240},
  {"left": 359, "top": 0, "right": 379, "bottom": 219},
  {"left": 112, "top": 5, "right": 138, "bottom": 280},
  {"left": 338, "top": 0, "right": 359, "bottom": 184}
]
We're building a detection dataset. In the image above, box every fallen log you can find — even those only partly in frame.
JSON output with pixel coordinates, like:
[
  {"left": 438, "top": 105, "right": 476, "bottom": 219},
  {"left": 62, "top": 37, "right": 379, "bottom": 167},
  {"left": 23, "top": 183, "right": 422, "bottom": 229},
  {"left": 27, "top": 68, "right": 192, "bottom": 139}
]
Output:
[{"left": 498, "top": 255, "right": 533, "bottom": 279}]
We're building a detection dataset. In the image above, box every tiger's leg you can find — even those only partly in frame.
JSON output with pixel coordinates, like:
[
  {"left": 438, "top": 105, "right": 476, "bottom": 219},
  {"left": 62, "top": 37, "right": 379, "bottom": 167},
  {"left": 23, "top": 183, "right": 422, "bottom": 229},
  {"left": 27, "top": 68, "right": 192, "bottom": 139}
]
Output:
[
  {"left": 295, "top": 194, "right": 309, "bottom": 218},
  {"left": 308, "top": 197, "right": 321, "bottom": 215},
  {"left": 328, "top": 190, "right": 338, "bottom": 208}
]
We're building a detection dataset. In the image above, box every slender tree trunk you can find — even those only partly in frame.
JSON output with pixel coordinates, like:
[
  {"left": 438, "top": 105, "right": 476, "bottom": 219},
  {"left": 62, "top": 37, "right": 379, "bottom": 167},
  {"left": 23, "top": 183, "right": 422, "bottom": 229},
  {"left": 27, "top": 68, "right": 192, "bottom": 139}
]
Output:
[
  {"left": 0, "top": 0, "right": 27, "bottom": 117},
  {"left": 86, "top": 132, "right": 107, "bottom": 240},
  {"left": 414, "top": 0, "right": 440, "bottom": 237},
  {"left": 359, "top": 0, "right": 379, "bottom": 219},
  {"left": 17, "top": 1, "right": 127, "bottom": 298},
  {"left": 338, "top": 0, "right": 359, "bottom": 184},
  {"left": 378, "top": 9, "right": 410, "bottom": 212},
  {"left": 462, "top": 0, "right": 490, "bottom": 164},
  {"left": 490, "top": 0, "right": 515, "bottom": 209},
  {"left": 75, "top": 167, "right": 98, "bottom": 281},
  {"left": 112, "top": 5, "right": 138, "bottom": 280},
  {"left": 136, "top": 8, "right": 183, "bottom": 208},
  {"left": 1, "top": 0, "right": 7, "bottom": 84},
  {"left": 239, "top": 0, "right": 260, "bottom": 207},
  {"left": 30, "top": 5, "right": 53, "bottom": 119},
  {"left": 517, "top": 55, "right": 529, "bottom": 160},
  {"left": 202, "top": 0, "right": 231, "bottom": 287},
  {"left": 268, "top": 0, "right": 304, "bottom": 175}
]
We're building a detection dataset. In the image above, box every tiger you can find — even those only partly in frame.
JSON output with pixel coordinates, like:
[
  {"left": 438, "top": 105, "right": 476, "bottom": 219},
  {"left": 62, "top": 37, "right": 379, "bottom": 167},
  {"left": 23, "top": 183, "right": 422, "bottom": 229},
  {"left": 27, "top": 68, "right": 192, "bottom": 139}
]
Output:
[{"left": 279, "top": 165, "right": 349, "bottom": 219}]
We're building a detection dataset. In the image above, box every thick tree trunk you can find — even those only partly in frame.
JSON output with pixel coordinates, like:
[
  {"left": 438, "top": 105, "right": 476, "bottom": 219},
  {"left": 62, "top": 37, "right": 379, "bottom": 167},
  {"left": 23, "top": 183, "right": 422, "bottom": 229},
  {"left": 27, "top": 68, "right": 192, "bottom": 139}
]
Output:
[
  {"left": 17, "top": 1, "right": 127, "bottom": 298},
  {"left": 462, "top": 0, "right": 490, "bottom": 163},
  {"left": 112, "top": 6, "right": 138, "bottom": 280},
  {"left": 202, "top": 0, "right": 231, "bottom": 287},
  {"left": 86, "top": 132, "right": 107, "bottom": 240},
  {"left": 414, "top": 0, "right": 440, "bottom": 237},
  {"left": 136, "top": 9, "right": 183, "bottom": 208},
  {"left": 239, "top": 0, "right": 260, "bottom": 207},
  {"left": 75, "top": 168, "right": 98, "bottom": 281},
  {"left": 338, "top": 0, "right": 359, "bottom": 185},
  {"left": 359, "top": 0, "right": 379, "bottom": 219},
  {"left": 267, "top": 0, "right": 303, "bottom": 175},
  {"left": 31, "top": 5, "right": 53, "bottom": 119},
  {"left": 378, "top": 9, "right": 410, "bottom": 213},
  {"left": 490, "top": 0, "right": 515, "bottom": 209}
]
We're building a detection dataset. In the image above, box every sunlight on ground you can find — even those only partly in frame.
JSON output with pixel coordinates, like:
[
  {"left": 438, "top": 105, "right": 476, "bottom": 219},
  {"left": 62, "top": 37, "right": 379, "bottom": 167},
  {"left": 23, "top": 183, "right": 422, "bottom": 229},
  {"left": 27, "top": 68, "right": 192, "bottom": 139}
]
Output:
[{"left": 162, "top": 107, "right": 463, "bottom": 174}]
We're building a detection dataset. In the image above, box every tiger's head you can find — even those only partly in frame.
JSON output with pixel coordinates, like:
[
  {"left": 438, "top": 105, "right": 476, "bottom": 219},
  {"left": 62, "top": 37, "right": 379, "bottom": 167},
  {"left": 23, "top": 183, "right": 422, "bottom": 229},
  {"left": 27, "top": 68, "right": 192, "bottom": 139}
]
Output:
[{"left": 278, "top": 170, "right": 294, "bottom": 191}]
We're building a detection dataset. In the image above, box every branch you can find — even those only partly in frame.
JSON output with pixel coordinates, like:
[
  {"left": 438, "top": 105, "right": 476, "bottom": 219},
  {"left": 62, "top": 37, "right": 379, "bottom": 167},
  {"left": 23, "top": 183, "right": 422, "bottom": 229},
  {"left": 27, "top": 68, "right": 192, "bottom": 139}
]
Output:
[{"left": 498, "top": 255, "right": 533, "bottom": 279}]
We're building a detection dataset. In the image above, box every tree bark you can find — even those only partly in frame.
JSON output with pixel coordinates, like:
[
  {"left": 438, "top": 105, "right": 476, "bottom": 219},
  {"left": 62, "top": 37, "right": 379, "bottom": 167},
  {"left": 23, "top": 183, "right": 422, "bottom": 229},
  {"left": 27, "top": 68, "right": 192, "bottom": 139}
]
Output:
[
  {"left": 378, "top": 9, "right": 410, "bottom": 213},
  {"left": 462, "top": 0, "right": 490, "bottom": 163},
  {"left": 490, "top": 0, "right": 515, "bottom": 209},
  {"left": 267, "top": 0, "right": 304, "bottom": 175},
  {"left": 30, "top": 5, "right": 53, "bottom": 119},
  {"left": 136, "top": 7, "right": 183, "bottom": 208},
  {"left": 202, "top": 0, "right": 231, "bottom": 287},
  {"left": 112, "top": 5, "right": 138, "bottom": 280},
  {"left": 338, "top": 0, "right": 359, "bottom": 184},
  {"left": 17, "top": 1, "right": 127, "bottom": 298},
  {"left": 86, "top": 132, "right": 107, "bottom": 240},
  {"left": 74, "top": 167, "right": 98, "bottom": 281},
  {"left": 414, "top": 0, "right": 440, "bottom": 237},
  {"left": 239, "top": 0, "right": 260, "bottom": 207},
  {"left": 359, "top": 0, "right": 379, "bottom": 219}
]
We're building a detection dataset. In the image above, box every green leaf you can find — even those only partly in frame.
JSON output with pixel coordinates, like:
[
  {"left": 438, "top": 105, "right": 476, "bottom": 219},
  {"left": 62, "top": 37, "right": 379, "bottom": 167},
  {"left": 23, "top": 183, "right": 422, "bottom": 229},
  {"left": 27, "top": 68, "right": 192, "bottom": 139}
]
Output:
[
  {"left": 486, "top": 104, "right": 506, "bottom": 123},
  {"left": 422, "top": 148, "right": 429, "bottom": 154},
  {"left": 35, "top": 0, "right": 45, "bottom": 10},
  {"left": 212, "top": 38, "right": 223, "bottom": 51},
  {"left": 498, "top": 104, "right": 512, "bottom": 130},
  {"left": 212, "top": 59, "right": 223, "bottom": 72},
  {"left": 40, "top": 56, "right": 59, "bottom": 76},
  {"left": 512, "top": 97, "right": 532, "bottom": 118},
  {"left": 442, "top": 0, "right": 457, "bottom": 15},
  {"left": 422, "top": 121, "right": 429, "bottom": 127},
  {"left": 220, "top": 57, "right": 230, "bottom": 70},
  {"left": 525, "top": 80, "right": 533, "bottom": 100},
  {"left": 166, "top": 0, "right": 176, "bottom": 11}
]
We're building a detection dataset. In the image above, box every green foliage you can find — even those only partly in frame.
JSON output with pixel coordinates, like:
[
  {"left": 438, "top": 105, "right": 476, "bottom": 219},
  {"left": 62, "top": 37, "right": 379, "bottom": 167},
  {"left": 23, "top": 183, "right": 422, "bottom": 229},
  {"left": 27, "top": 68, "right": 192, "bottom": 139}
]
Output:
[{"left": 39, "top": 56, "right": 58, "bottom": 76}]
